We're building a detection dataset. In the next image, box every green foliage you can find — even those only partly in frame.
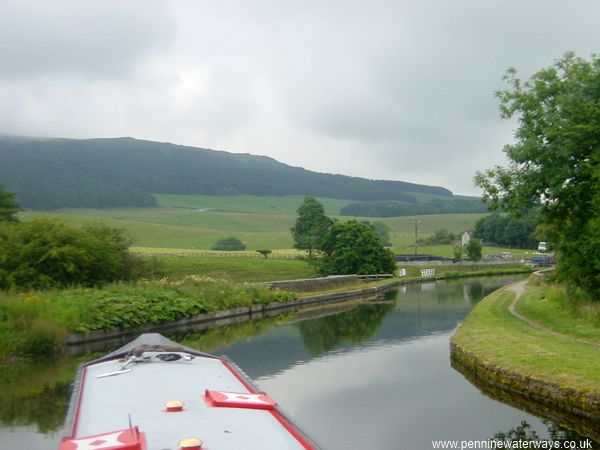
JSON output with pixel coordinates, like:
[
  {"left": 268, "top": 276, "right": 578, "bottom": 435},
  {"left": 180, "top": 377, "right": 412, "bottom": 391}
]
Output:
[
  {"left": 419, "top": 228, "right": 457, "bottom": 245},
  {"left": 475, "top": 53, "right": 600, "bottom": 298},
  {"left": 291, "top": 197, "right": 334, "bottom": 257},
  {"left": 0, "top": 185, "right": 20, "bottom": 222},
  {"left": 319, "top": 220, "right": 397, "bottom": 275},
  {"left": 0, "top": 279, "right": 298, "bottom": 361},
  {"left": 361, "top": 221, "right": 392, "bottom": 246},
  {"left": 0, "top": 219, "right": 145, "bottom": 290},
  {"left": 68, "top": 279, "right": 282, "bottom": 331},
  {"left": 474, "top": 212, "right": 537, "bottom": 248},
  {"left": 0, "top": 135, "right": 450, "bottom": 209},
  {"left": 0, "top": 293, "right": 66, "bottom": 360},
  {"left": 466, "top": 239, "right": 483, "bottom": 261},
  {"left": 211, "top": 236, "right": 246, "bottom": 251},
  {"left": 453, "top": 246, "right": 463, "bottom": 260},
  {"left": 340, "top": 196, "right": 486, "bottom": 217}
]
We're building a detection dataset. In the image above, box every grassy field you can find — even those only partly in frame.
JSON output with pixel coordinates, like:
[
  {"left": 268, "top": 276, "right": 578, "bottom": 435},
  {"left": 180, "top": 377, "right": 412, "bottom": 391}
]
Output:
[
  {"left": 20, "top": 204, "right": 490, "bottom": 251},
  {"left": 157, "top": 256, "right": 316, "bottom": 282},
  {"left": 452, "top": 277, "right": 600, "bottom": 393},
  {"left": 153, "top": 193, "right": 352, "bottom": 215},
  {"left": 19, "top": 194, "right": 537, "bottom": 263}
]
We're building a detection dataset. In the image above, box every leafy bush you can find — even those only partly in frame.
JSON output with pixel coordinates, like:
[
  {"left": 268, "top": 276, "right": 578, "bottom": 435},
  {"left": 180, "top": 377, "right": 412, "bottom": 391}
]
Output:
[
  {"left": 212, "top": 236, "right": 246, "bottom": 251},
  {"left": 466, "top": 239, "right": 483, "bottom": 261},
  {"left": 419, "top": 228, "right": 457, "bottom": 245},
  {"left": 0, "top": 219, "right": 148, "bottom": 290}
]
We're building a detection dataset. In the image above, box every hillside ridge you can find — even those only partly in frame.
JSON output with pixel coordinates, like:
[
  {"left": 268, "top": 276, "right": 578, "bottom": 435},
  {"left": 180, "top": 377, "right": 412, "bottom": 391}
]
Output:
[{"left": 0, "top": 134, "right": 453, "bottom": 209}]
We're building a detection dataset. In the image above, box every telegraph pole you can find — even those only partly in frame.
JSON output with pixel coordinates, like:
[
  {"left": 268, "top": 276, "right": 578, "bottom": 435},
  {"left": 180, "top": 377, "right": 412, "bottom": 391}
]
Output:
[{"left": 409, "top": 219, "right": 422, "bottom": 256}]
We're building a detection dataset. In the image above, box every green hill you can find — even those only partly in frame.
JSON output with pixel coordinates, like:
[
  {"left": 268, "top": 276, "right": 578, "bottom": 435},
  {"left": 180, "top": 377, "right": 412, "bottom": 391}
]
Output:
[{"left": 0, "top": 134, "right": 452, "bottom": 209}]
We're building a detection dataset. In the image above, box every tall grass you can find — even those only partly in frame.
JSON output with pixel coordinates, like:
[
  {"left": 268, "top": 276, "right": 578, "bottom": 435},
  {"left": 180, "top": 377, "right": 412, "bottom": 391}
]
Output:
[
  {"left": 516, "top": 281, "right": 600, "bottom": 341},
  {"left": 0, "top": 278, "right": 297, "bottom": 361},
  {"left": 0, "top": 293, "right": 67, "bottom": 360}
]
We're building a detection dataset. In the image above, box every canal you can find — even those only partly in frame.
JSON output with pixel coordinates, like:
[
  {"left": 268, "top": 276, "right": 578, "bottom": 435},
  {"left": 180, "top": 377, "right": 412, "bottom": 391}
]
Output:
[{"left": 0, "top": 276, "right": 596, "bottom": 449}]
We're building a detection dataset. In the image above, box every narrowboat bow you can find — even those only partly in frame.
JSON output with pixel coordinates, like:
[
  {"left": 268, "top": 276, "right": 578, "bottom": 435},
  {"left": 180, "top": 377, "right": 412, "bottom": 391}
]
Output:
[{"left": 60, "top": 333, "right": 320, "bottom": 450}]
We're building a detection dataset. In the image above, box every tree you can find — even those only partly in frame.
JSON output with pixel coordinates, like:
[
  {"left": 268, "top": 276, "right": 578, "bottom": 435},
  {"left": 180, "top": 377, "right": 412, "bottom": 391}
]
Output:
[
  {"left": 256, "top": 249, "right": 272, "bottom": 258},
  {"left": 0, "top": 185, "right": 20, "bottom": 222},
  {"left": 290, "top": 197, "right": 333, "bottom": 257},
  {"left": 475, "top": 53, "right": 600, "bottom": 297},
  {"left": 465, "top": 239, "right": 482, "bottom": 261},
  {"left": 319, "top": 220, "right": 397, "bottom": 275},
  {"left": 361, "top": 221, "right": 392, "bottom": 246},
  {"left": 420, "top": 228, "right": 457, "bottom": 245},
  {"left": 473, "top": 213, "right": 537, "bottom": 249},
  {"left": 212, "top": 236, "right": 246, "bottom": 251}
]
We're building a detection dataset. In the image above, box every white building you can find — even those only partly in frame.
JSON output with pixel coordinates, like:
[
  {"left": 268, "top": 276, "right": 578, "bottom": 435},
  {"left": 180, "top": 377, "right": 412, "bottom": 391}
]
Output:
[{"left": 461, "top": 230, "right": 474, "bottom": 247}]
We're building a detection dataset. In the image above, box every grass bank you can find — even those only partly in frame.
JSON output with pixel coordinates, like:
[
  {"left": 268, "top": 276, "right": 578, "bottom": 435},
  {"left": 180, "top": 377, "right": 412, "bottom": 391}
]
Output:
[
  {"left": 0, "top": 261, "right": 530, "bottom": 363},
  {"left": 451, "top": 275, "right": 600, "bottom": 422},
  {"left": 0, "top": 277, "right": 295, "bottom": 362}
]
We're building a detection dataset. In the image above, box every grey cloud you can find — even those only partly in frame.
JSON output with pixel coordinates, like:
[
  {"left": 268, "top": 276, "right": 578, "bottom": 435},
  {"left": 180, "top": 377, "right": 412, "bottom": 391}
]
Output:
[
  {"left": 1, "top": 0, "right": 600, "bottom": 196},
  {"left": 0, "top": 0, "right": 176, "bottom": 79}
]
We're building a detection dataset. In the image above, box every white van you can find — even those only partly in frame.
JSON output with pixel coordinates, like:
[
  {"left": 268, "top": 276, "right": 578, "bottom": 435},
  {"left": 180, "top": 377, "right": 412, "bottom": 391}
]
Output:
[{"left": 538, "top": 241, "right": 548, "bottom": 253}]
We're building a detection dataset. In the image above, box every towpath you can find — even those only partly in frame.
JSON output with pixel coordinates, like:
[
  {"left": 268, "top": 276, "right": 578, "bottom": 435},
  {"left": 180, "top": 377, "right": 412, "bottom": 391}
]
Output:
[{"left": 505, "top": 278, "right": 600, "bottom": 349}]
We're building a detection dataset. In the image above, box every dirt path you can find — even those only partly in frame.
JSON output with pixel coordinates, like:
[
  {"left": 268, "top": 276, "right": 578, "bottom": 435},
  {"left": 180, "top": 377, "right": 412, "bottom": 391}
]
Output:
[{"left": 505, "top": 278, "right": 600, "bottom": 348}]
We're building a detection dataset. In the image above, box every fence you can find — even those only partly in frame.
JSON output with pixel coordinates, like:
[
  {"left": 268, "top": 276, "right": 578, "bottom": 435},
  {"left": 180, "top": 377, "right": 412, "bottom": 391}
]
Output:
[
  {"left": 137, "top": 251, "right": 304, "bottom": 259},
  {"left": 399, "top": 259, "right": 521, "bottom": 266}
]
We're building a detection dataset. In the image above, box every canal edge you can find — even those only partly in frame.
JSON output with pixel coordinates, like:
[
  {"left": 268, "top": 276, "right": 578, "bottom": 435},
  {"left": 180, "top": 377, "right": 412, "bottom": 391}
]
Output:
[
  {"left": 449, "top": 276, "right": 600, "bottom": 430},
  {"left": 66, "top": 270, "right": 530, "bottom": 350}
]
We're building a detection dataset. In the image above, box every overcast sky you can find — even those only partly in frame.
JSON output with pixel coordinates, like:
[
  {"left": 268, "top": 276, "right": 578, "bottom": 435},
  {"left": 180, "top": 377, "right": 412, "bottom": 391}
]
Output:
[{"left": 1, "top": 1, "right": 599, "bottom": 195}]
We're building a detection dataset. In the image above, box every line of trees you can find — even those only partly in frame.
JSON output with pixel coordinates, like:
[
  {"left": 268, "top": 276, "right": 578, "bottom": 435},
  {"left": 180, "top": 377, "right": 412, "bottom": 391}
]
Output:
[
  {"left": 0, "top": 135, "right": 452, "bottom": 209},
  {"left": 473, "top": 213, "right": 538, "bottom": 249},
  {"left": 340, "top": 197, "right": 487, "bottom": 217}
]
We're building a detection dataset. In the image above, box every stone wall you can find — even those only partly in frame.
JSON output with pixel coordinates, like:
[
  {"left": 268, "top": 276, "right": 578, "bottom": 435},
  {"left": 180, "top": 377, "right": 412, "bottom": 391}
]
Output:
[
  {"left": 450, "top": 342, "right": 600, "bottom": 430},
  {"left": 256, "top": 275, "right": 361, "bottom": 292}
]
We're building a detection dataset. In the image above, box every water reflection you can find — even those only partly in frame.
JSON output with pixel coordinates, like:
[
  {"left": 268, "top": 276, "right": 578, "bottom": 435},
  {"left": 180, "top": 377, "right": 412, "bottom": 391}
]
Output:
[
  {"left": 493, "top": 421, "right": 598, "bottom": 448},
  {"left": 0, "top": 359, "right": 80, "bottom": 433},
  {"left": 298, "top": 302, "right": 394, "bottom": 356}
]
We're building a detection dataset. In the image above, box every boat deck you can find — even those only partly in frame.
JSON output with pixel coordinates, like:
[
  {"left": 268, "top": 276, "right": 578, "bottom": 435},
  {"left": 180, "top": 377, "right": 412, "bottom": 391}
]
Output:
[{"left": 73, "top": 353, "right": 308, "bottom": 450}]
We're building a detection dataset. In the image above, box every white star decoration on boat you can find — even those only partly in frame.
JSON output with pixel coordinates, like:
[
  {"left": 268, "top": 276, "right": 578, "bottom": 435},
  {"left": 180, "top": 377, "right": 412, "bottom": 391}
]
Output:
[
  {"left": 220, "top": 392, "right": 272, "bottom": 405},
  {"left": 70, "top": 431, "right": 127, "bottom": 449}
]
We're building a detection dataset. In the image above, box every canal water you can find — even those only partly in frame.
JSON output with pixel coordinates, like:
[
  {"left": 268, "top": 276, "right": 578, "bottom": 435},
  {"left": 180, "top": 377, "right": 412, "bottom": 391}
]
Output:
[{"left": 0, "top": 276, "right": 597, "bottom": 449}]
